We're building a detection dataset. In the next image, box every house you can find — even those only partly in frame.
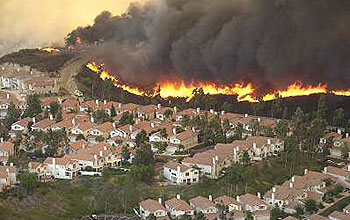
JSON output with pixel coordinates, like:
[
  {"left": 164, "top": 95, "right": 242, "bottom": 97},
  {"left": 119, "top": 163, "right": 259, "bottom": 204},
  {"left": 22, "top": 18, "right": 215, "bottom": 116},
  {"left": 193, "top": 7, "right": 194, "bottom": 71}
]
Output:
[
  {"left": 238, "top": 193, "right": 270, "bottom": 220},
  {"left": 20, "top": 76, "right": 59, "bottom": 94},
  {"left": 329, "top": 136, "right": 350, "bottom": 158},
  {"left": 68, "top": 139, "right": 89, "bottom": 154},
  {"left": 320, "top": 132, "right": 342, "bottom": 146},
  {"left": 307, "top": 214, "right": 329, "bottom": 220},
  {"left": 214, "top": 195, "right": 242, "bottom": 213},
  {"left": 0, "top": 140, "right": 15, "bottom": 165},
  {"left": 31, "top": 116, "right": 56, "bottom": 131},
  {"left": 10, "top": 117, "right": 32, "bottom": 136},
  {"left": 175, "top": 108, "right": 198, "bottom": 122},
  {"left": 28, "top": 162, "right": 49, "bottom": 181},
  {"left": 70, "top": 120, "right": 95, "bottom": 140},
  {"left": 169, "top": 129, "right": 198, "bottom": 150},
  {"left": 323, "top": 165, "right": 350, "bottom": 182},
  {"left": 139, "top": 198, "right": 168, "bottom": 219},
  {"left": 61, "top": 98, "right": 79, "bottom": 113},
  {"left": 43, "top": 157, "right": 80, "bottom": 180},
  {"left": 111, "top": 124, "right": 134, "bottom": 139},
  {"left": 88, "top": 121, "right": 115, "bottom": 142},
  {"left": 163, "top": 161, "right": 199, "bottom": 185},
  {"left": 165, "top": 195, "right": 194, "bottom": 218},
  {"left": 79, "top": 100, "right": 98, "bottom": 112},
  {"left": 343, "top": 204, "right": 350, "bottom": 214},
  {"left": 244, "top": 136, "right": 284, "bottom": 161},
  {"left": 155, "top": 105, "right": 173, "bottom": 121},
  {"left": 329, "top": 210, "right": 350, "bottom": 220},
  {"left": 136, "top": 104, "right": 157, "bottom": 120},
  {"left": 189, "top": 196, "right": 219, "bottom": 220},
  {"left": 0, "top": 165, "right": 18, "bottom": 192},
  {"left": 97, "top": 101, "right": 120, "bottom": 115}
]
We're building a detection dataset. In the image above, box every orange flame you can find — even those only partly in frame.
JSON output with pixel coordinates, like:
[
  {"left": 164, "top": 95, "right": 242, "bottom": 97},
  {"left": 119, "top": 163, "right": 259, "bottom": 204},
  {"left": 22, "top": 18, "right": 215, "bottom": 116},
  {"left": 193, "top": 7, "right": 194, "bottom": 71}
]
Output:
[
  {"left": 85, "top": 62, "right": 350, "bottom": 102},
  {"left": 40, "top": 47, "right": 60, "bottom": 53},
  {"left": 75, "top": 37, "right": 82, "bottom": 45}
]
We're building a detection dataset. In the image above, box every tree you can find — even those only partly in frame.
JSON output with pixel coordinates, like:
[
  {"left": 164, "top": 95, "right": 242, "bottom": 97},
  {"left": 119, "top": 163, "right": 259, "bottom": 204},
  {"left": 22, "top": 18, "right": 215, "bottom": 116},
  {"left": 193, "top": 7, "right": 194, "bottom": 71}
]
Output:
[
  {"left": 270, "top": 205, "right": 288, "bottom": 220},
  {"left": 181, "top": 213, "right": 192, "bottom": 220},
  {"left": 317, "top": 95, "right": 328, "bottom": 121},
  {"left": 19, "top": 172, "right": 38, "bottom": 195},
  {"left": 304, "top": 199, "right": 318, "bottom": 213},
  {"left": 133, "top": 145, "right": 154, "bottom": 165},
  {"left": 164, "top": 109, "right": 173, "bottom": 119},
  {"left": 241, "top": 151, "right": 251, "bottom": 166},
  {"left": 333, "top": 108, "right": 345, "bottom": 127},
  {"left": 119, "top": 111, "right": 134, "bottom": 125},
  {"left": 93, "top": 110, "right": 111, "bottom": 124},
  {"left": 55, "top": 107, "right": 63, "bottom": 122},
  {"left": 110, "top": 104, "right": 117, "bottom": 117},
  {"left": 146, "top": 214, "right": 156, "bottom": 220},
  {"left": 76, "top": 134, "right": 85, "bottom": 141},
  {"left": 275, "top": 120, "right": 289, "bottom": 139},
  {"left": 23, "top": 94, "right": 42, "bottom": 117},
  {"left": 122, "top": 147, "right": 131, "bottom": 163},
  {"left": 195, "top": 211, "right": 206, "bottom": 220},
  {"left": 49, "top": 101, "right": 60, "bottom": 116},
  {"left": 96, "top": 135, "right": 105, "bottom": 142},
  {"left": 136, "top": 130, "right": 148, "bottom": 147},
  {"left": 160, "top": 128, "right": 168, "bottom": 139},
  {"left": 4, "top": 102, "right": 20, "bottom": 129},
  {"left": 245, "top": 211, "right": 253, "bottom": 220}
]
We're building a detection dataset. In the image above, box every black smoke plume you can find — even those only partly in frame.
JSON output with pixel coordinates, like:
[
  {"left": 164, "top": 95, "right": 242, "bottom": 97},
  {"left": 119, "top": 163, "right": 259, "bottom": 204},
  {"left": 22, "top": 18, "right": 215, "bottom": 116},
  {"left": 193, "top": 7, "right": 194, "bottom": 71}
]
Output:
[{"left": 67, "top": 0, "right": 350, "bottom": 92}]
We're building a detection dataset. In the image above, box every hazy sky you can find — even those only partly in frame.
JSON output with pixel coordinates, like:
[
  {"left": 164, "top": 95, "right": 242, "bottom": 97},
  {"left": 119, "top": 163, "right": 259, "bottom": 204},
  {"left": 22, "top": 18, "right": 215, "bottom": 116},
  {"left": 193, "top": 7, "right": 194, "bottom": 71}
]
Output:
[{"left": 0, "top": 0, "right": 143, "bottom": 56}]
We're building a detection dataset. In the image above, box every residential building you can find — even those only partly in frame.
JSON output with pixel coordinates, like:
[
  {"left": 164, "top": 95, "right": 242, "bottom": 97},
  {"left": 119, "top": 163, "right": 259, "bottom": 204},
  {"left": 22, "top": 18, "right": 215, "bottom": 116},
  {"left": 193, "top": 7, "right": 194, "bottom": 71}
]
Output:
[
  {"left": 43, "top": 157, "right": 80, "bottom": 180},
  {"left": 165, "top": 195, "right": 194, "bottom": 218},
  {"left": 0, "top": 140, "right": 15, "bottom": 165},
  {"left": 0, "top": 165, "right": 18, "bottom": 192},
  {"left": 189, "top": 196, "right": 219, "bottom": 220},
  {"left": 139, "top": 198, "right": 168, "bottom": 219},
  {"left": 163, "top": 161, "right": 199, "bottom": 185},
  {"left": 329, "top": 211, "right": 350, "bottom": 220},
  {"left": 238, "top": 193, "right": 270, "bottom": 220},
  {"left": 169, "top": 129, "right": 198, "bottom": 150}
]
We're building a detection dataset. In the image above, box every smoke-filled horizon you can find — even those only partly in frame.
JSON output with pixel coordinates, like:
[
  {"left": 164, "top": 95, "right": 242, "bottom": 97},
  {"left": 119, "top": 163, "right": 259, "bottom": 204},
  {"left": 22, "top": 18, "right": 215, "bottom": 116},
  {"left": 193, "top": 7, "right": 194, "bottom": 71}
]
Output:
[
  {"left": 0, "top": 0, "right": 144, "bottom": 57},
  {"left": 69, "top": 0, "right": 350, "bottom": 92}
]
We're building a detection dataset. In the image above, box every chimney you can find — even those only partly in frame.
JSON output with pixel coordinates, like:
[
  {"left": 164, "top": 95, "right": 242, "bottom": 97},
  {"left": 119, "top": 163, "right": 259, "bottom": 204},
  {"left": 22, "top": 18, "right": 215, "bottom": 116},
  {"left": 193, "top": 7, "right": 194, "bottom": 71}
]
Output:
[
  {"left": 304, "top": 169, "right": 308, "bottom": 175},
  {"left": 257, "top": 192, "right": 261, "bottom": 199},
  {"left": 177, "top": 166, "right": 181, "bottom": 174},
  {"left": 347, "top": 165, "right": 350, "bottom": 172},
  {"left": 93, "top": 154, "right": 97, "bottom": 161},
  {"left": 52, "top": 158, "right": 56, "bottom": 175},
  {"left": 210, "top": 109, "right": 214, "bottom": 114},
  {"left": 267, "top": 139, "right": 271, "bottom": 144},
  {"left": 245, "top": 113, "right": 248, "bottom": 117},
  {"left": 10, "top": 163, "right": 13, "bottom": 166},
  {"left": 289, "top": 182, "right": 293, "bottom": 188},
  {"left": 215, "top": 155, "right": 219, "bottom": 161},
  {"left": 252, "top": 143, "right": 257, "bottom": 151},
  {"left": 112, "top": 122, "right": 116, "bottom": 128},
  {"left": 221, "top": 111, "right": 225, "bottom": 115},
  {"left": 347, "top": 133, "right": 349, "bottom": 139},
  {"left": 135, "top": 118, "right": 140, "bottom": 125},
  {"left": 58, "top": 98, "right": 62, "bottom": 104},
  {"left": 236, "top": 196, "right": 240, "bottom": 202},
  {"left": 72, "top": 118, "right": 76, "bottom": 125},
  {"left": 236, "top": 146, "right": 239, "bottom": 152},
  {"left": 104, "top": 100, "right": 107, "bottom": 105},
  {"left": 151, "top": 122, "right": 155, "bottom": 128},
  {"left": 129, "top": 125, "right": 133, "bottom": 132},
  {"left": 99, "top": 150, "right": 103, "bottom": 157},
  {"left": 258, "top": 117, "right": 261, "bottom": 122},
  {"left": 158, "top": 198, "right": 162, "bottom": 204},
  {"left": 49, "top": 114, "right": 54, "bottom": 121},
  {"left": 323, "top": 167, "right": 327, "bottom": 173},
  {"left": 272, "top": 187, "right": 276, "bottom": 193},
  {"left": 173, "top": 106, "right": 177, "bottom": 114},
  {"left": 192, "top": 127, "right": 196, "bottom": 132},
  {"left": 209, "top": 195, "right": 213, "bottom": 201},
  {"left": 0, "top": 138, "right": 3, "bottom": 143},
  {"left": 196, "top": 107, "right": 200, "bottom": 113},
  {"left": 95, "top": 99, "right": 99, "bottom": 105},
  {"left": 272, "top": 193, "right": 275, "bottom": 202},
  {"left": 5, "top": 168, "right": 9, "bottom": 176},
  {"left": 338, "top": 129, "right": 342, "bottom": 135},
  {"left": 6, "top": 93, "right": 9, "bottom": 99},
  {"left": 176, "top": 194, "right": 181, "bottom": 200},
  {"left": 157, "top": 104, "right": 161, "bottom": 109},
  {"left": 90, "top": 117, "right": 95, "bottom": 123},
  {"left": 32, "top": 117, "right": 36, "bottom": 124},
  {"left": 291, "top": 176, "right": 295, "bottom": 182},
  {"left": 118, "top": 103, "right": 122, "bottom": 109},
  {"left": 103, "top": 146, "right": 107, "bottom": 151},
  {"left": 173, "top": 127, "right": 177, "bottom": 135},
  {"left": 234, "top": 148, "right": 237, "bottom": 155}
]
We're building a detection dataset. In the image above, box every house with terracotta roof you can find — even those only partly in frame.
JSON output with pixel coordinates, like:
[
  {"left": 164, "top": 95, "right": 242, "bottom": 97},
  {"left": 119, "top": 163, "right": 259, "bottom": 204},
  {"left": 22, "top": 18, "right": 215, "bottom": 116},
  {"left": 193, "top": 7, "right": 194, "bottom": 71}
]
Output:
[
  {"left": 61, "top": 98, "right": 79, "bottom": 113},
  {"left": 79, "top": 100, "right": 98, "bottom": 112},
  {"left": 136, "top": 104, "right": 157, "bottom": 120},
  {"left": 238, "top": 193, "right": 270, "bottom": 220},
  {"left": 344, "top": 204, "right": 350, "bottom": 214},
  {"left": 324, "top": 165, "right": 350, "bottom": 183},
  {"left": 0, "top": 140, "right": 14, "bottom": 165},
  {"left": 214, "top": 195, "right": 242, "bottom": 213},
  {"left": 43, "top": 156, "right": 80, "bottom": 179},
  {"left": 320, "top": 131, "right": 342, "bottom": 146},
  {"left": 0, "top": 165, "right": 18, "bottom": 192},
  {"left": 20, "top": 76, "right": 59, "bottom": 95},
  {"left": 175, "top": 108, "right": 198, "bottom": 122},
  {"left": 51, "top": 114, "right": 76, "bottom": 131},
  {"left": 307, "top": 214, "right": 329, "bottom": 220},
  {"left": 31, "top": 115, "right": 57, "bottom": 131},
  {"left": 68, "top": 139, "right": 89, "bottom": 154},
  {"left": 70, "top": 119, "right": 95, "bottom": 141},
  {"left": 97, "top": 101, "right": 120, "bottom": 115},
  {"left": 88, "top": 121, "right": 115, "bottom": 143},
  {"left": 139, "top": 198, "right": 168, "bottom": 219},
  {"left": 111, "top": 124, "right": 134, "bottom": 139},
  {"left": 28, "top": 162, "right": 49, "bottom": 181},
  {"left": 189, "top": 196, "right": 219, "bottom": 220},
  {"left": 165, "top": 195, "right": 194, "bottom": 218},
  {"left": 10, "top": 117, "right": 32, "bottom": 136},
  {"left": 329, "top": 210, "right": 350, "bottom": 220},
  {"left": 163, "top": 161, "right": 199, "bottom": 185},
  {"left": 155, "top": 104, "right": 173, "bottom": 121},
  {"left": 169, "top": 129, "right": 198, "bottom": 150},
  {"left": 243, "top": 136, "right": 284, "bottom": 161}
]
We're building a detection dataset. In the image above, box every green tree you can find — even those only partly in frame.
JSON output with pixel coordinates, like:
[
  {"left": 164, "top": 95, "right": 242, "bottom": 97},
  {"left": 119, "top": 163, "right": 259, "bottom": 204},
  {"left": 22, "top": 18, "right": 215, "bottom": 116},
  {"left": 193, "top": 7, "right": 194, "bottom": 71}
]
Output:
[
  {"left": 160, "top": 128, "right": 168, "bottom": 139},
  {"left": 146, "top": 214, "right": 156, "bottom": 220},
  {"left": 93, "top": 110, "right": 112, "bottom": 124},
  {"left": 49, "top": 101, "right": 60, "bottom": 116},
  {"left": 275, "top": 120, "right": 289, "bottom": 139},
  {"left": 119, "top": 111, "right": 134, "bottom": 125},
  {"left": 122, "top": 147, "right": 131, "bottom": 163},
  {"left": 304, "top": 199, "right": 318, "bottom": 213},
  {"left": 195, "top": 211, "right": 206, "bottom": 220},
  {"left": 55, "top": 107, "right": 63, "bottom": 122},
  {"left": 23, "top": 94, "right": 42, "bottom": 117},
  {"left": 270, "top": 205, "right": 288, "bottom": 220},
  {"left": 245, "top": 211, "right": 253, "bottom": 220},
  {"left": 110, "top": 104, "right": 117, "bottom": 117},
  {"left": 4, "top": 102, "right": 21, "bottom": 129},
  {"left": 333, "top": 108, "right": 345, "bottom": 127},
  {"left": 241, "top": 151, "right": 251, "bottom": 166},
  {"left": 19, "top": 172, "right": 38, "bottom": 195},
  {"left": 136, "top": 130, "right": 148, "bottom": 147},
  {"left": 133, "top": 145, "right": 154, "bottom": 165},
  {"left": 317, "top": 95, "right": 328, "bottom": 121}
]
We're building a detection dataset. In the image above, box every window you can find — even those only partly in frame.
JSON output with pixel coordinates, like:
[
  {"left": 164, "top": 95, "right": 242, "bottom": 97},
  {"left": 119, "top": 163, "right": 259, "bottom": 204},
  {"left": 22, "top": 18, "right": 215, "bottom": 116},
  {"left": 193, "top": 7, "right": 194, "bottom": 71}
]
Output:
[{"left": 185, "top": 173, "right": 189, "bottom": 176}]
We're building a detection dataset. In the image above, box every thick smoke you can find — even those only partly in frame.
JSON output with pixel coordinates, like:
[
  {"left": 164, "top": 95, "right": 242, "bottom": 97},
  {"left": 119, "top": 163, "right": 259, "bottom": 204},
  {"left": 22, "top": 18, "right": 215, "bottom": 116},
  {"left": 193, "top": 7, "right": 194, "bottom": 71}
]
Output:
[
  {"left": 73, "top": 0, "right": 350, "bottom": 91},
  {"left": 0, "top": 0, "right": 143, "bottom": 56}
]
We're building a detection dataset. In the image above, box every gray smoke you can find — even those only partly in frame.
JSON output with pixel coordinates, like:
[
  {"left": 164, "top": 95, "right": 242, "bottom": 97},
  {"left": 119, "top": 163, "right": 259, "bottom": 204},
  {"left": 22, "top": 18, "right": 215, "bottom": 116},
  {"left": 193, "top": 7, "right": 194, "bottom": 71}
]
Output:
[{"left": 73, "top": 0, "right": 350, "bottom": 91}]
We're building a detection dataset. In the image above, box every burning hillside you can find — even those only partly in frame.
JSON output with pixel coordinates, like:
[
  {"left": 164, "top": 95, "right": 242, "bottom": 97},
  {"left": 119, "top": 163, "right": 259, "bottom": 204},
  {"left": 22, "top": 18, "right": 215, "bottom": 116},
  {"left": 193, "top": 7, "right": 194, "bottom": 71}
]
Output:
[{"left": 85, "top": 62, "right": 350, "bottom": 102}]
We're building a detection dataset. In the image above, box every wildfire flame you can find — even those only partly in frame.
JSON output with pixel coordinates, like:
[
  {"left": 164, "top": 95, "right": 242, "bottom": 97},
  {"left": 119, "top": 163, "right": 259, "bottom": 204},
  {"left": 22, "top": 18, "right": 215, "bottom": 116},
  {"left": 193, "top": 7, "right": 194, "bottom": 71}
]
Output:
[
  {"left": 86, "top": 62, "right": 350, "bottom": 102},
  {"left": 40, "top": 47, "right": 60, "bottom": 53}
]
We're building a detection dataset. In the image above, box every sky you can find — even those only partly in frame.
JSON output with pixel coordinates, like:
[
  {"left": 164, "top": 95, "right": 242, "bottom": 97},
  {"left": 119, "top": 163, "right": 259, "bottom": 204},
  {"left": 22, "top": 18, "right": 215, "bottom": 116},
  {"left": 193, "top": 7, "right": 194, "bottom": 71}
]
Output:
[{"left": 0, "top": 0, "right": 143, "bottom": 56}]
